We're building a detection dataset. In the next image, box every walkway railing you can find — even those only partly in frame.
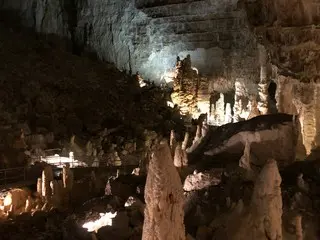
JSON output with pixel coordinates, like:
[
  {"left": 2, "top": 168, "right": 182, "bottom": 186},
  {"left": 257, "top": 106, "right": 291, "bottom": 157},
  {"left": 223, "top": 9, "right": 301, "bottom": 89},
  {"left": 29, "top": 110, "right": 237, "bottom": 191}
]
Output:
[{"left": 0, "top": 167, "right": 26, "bottom": 185}]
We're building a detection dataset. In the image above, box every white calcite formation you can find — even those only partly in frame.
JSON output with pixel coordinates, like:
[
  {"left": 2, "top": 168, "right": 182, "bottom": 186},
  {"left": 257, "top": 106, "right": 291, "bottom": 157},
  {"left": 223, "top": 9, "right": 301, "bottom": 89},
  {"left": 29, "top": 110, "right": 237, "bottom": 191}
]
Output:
[
  {"left": 173, "top": 143, "right": 188, "bottom": 168},
  {"left": 257, "top": 44, "right": 270, "bottom": 115},
  {"left": 276, "top": 77, "right": 320, "bottom": 156},
  {"left": 205, "top": 120, "right": 297, "bottom": 168},
  {"left": 233, "top": 81, "right": 248, "bottom": 123},
  {"left": 183, "top": 169, "right": 222, "bottom": 192},
  {"left": 142, "top": 142, "right": 185, "bottom": 240}
]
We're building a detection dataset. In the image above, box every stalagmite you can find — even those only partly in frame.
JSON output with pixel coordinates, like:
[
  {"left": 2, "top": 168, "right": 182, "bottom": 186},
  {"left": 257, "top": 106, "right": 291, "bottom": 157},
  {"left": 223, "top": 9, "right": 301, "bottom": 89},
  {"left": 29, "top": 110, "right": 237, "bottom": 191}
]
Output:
[
  {"left": 247, "top": 96, "right": 260, "bottom": 120},
  {"left": 173, "top": 143, "right": 187, "bottom": 168},
  {"left": 201, "top": 121, "right": 208, "bottom": 137},
  {"left": 50, "top": 180, "right": 62, "bottom": 207},
  {"left": 42, "top": 166, "right": 54, "bottom": 198},
  {"left": 295, "top": 215, "right": 303, "bottom": 240},
  {"left": 215, "top": 93, "right": 225, "bottom": 125},
  {"left": 225, "top": 103, "right": 233, "bottom": 123},
  {"left": 114, "top": 151, "right": 122, "bottom": 166},
  {"left": 233, "top": 159, "right": 282, "bottom": 240},
  {"left": 182, "top": 132, "right": 189, "bottom": 150},
  {"left": 63, "top": 164, "right": 74, "bottom": 191},
  {"left": 37, "top": 178, "right": 42, "bottom": 196},
  {"left": 142, "top": 142, "right": 185, "bottom": 240},
  {"left": 169, "top": 130, "right": 177, "bottom": 156},
  {"left": 186, "top": 125, "right": 203, "bottom": 153},
  {"left": 233, "top": 81, "right": 246, "bottom": 123},
  {"left": 257, "top": 44, "right": 270, "bottom": 115},
  {"left": 194, "top": 125, "right": 202, "bottom": 143}
]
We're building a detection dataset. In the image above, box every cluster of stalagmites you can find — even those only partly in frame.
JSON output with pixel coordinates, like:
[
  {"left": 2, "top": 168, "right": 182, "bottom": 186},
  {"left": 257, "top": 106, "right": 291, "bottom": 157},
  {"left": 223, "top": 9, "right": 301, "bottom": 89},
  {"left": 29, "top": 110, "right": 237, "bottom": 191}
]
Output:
[
  {"left": 140, "top": 135, "right": 309, "bottom": 239},
  {"left": 0, "top": 165, "right": 74, "bottom": 218}
]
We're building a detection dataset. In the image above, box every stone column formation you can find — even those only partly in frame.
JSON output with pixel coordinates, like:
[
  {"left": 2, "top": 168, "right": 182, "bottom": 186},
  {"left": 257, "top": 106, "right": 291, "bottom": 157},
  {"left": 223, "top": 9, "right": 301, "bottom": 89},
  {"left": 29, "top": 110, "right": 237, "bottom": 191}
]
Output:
[
  {"left": 275, "top": 77, "right": 320, "bottom": 156},
  {"left": 257, "top": 44, "right": 270, "bottom": 115},
  {"left": 142, "top": 142, "right": 185, "bottom": 240},
  {"left": 42, "top": 165, "right": 54, "bottom": 199},
  {"left": 233, "top": 81, "right": 249, "bottom": 123},
  {"left": 295, "top": 215, "right": 303, "bottom": 240}
]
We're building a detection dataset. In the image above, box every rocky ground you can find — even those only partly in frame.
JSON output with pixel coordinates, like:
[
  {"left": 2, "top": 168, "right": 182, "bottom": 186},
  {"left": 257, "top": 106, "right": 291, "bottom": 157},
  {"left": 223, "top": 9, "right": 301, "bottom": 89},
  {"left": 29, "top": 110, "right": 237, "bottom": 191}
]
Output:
[{"left": 0, "top": 12, "right": 184, "bottom": 169}]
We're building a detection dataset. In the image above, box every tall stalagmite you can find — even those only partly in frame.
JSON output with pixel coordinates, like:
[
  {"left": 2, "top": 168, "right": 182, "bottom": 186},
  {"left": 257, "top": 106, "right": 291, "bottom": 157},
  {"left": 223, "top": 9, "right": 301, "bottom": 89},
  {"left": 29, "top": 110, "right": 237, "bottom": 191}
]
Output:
[
  {"left": 41, "top": 166, "right": 54, "bottom": 198},
  {"left": 142, "top": 142, "right": 185, "bottom": 240},
  {"left": 233, "top": 159, "right": 283, "bottom": 240},
  {"left": 257, "top": 44, "right": 270, "bottom": 115}
]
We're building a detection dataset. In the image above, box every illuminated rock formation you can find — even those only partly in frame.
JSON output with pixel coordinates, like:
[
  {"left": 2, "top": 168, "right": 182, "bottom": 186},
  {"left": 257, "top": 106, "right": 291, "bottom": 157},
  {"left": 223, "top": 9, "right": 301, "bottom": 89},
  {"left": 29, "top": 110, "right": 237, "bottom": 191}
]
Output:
[
  {"left": 173, "top": 143, "right": 184, "bottom": 168},
  {"left": 276, "top": 77, "right": 320, "bottom": 156},
  {"left": 201, "top": 114, "right": 298, "bottom": 168},
  {"left": 233, "top": 81, "right": 248, "bottom": 123},
  {"left": 247, "top": 96, "right": 260, "bottom": 120},
  {"left": 42, "top": 165, "right": 54, "bottom": 199},
  {"left": 1, "top": 0, "right": 259, "bottom": 83},
  {"left": 63, "top": 164, "right": 74, "bottom": 192},
  {"left": 142, "top": 142, "right": 185, "bottom": 240},
  {"left": 257, "top": 44, "right": 270, "bottom": 115}
]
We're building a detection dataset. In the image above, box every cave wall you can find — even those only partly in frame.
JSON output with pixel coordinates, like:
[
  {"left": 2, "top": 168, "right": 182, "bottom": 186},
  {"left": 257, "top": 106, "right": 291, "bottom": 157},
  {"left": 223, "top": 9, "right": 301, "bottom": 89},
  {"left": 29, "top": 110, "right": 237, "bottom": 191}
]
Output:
[
  {"left": 276, "top": 76, "right": 320, "bottom": 157},
  {"left": 0, "top": 0, "right": 259, "bottom": 82}
]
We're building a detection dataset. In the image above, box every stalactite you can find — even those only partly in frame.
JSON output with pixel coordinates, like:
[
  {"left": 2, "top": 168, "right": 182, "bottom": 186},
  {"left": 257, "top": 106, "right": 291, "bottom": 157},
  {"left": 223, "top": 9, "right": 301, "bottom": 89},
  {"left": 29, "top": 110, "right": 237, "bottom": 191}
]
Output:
[{"left": 142, "top": 142, "right": 185, "bottom": 240}]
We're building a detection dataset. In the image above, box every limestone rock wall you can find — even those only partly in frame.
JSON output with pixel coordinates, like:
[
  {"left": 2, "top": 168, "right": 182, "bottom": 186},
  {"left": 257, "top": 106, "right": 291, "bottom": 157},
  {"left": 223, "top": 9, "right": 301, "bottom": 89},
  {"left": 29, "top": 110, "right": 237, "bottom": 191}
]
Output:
[
  {"left": 0, "top": 0, "right": 259, "bottom": 82},
  {"left": 276, "top": 76, "right": 320, "bottom": 156}
]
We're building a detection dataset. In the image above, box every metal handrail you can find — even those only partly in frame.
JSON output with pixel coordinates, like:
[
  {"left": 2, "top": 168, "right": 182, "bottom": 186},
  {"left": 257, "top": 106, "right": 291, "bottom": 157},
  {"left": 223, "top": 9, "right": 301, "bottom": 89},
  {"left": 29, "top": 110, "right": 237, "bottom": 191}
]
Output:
[{"left": 0, "top": 167, "right": 26, "bottom": 185}]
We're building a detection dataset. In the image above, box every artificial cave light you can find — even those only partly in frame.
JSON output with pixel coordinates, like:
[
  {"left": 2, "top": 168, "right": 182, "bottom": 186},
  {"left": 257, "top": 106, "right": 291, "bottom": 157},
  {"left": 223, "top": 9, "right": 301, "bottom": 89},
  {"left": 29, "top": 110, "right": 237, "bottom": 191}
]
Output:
[
  {"left": 167, "top": 101, "right": 175, "bottom": 108},
  {"left": 3, "top": 194, "right": 12, "bottom": 207},
  {"left": 82, "top": 212, "right": 117, "bottom": 232},
  {"left": 40, "top": 152, "right": 87, "bottom": 168}
]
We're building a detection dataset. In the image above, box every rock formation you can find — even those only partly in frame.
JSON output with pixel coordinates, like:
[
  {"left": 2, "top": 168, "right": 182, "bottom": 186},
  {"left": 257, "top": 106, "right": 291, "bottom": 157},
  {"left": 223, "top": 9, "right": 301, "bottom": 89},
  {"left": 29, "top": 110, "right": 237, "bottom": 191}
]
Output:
[
  {"left": 1, "top": 0, "right": 258, "bottom": 82},
  {"left": 232, "top": 159, "right": 283, "bottom": 240},
  {"left": 295, "top": 215, "right": 303, "bottom": 240},
  {"left": 200, "top": 114, "right": 298, "bottom": 168},
  {"left": 142, "top": 142, "right": 185, "bottom": 240},
  {"left": 42, "top": 165, "right": 54, "bottom": 199}
]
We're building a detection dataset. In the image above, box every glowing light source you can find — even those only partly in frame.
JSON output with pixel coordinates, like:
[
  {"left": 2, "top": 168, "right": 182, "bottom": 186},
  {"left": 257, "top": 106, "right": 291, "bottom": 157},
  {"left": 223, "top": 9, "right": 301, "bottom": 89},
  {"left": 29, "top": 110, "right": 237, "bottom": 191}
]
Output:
[
  {"left": 167, "top": 101, "right": 174, "bottom": 108},
  {"left": 3, "top": 194, "right": 12, "bottom": 207},
  {"left": 40, "top": 152, "right": 87, "bottom": 168},
  {"left": 82, "top": 212, "right": 117, "bottom": 232}
]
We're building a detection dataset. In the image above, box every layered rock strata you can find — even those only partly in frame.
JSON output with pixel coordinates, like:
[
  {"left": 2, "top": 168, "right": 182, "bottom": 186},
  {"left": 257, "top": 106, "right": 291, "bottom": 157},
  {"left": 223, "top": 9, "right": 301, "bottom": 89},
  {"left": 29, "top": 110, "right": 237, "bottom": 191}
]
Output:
[{"left": 0, "top": 0, "right": 259, "bottom": 82}]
